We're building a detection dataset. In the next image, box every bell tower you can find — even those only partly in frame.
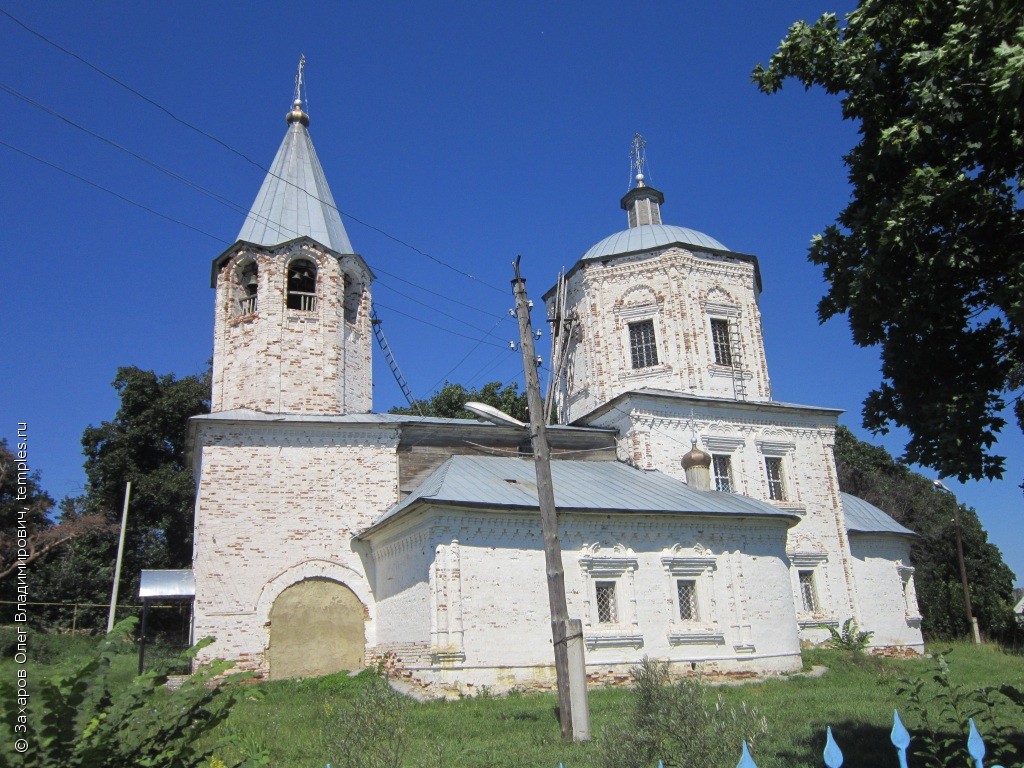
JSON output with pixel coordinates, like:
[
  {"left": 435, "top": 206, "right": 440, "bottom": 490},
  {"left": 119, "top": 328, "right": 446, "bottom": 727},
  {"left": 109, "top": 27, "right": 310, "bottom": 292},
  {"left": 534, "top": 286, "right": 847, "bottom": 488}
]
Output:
[{"left": 210, "top": 65, "right": 373, "bottom": 415}]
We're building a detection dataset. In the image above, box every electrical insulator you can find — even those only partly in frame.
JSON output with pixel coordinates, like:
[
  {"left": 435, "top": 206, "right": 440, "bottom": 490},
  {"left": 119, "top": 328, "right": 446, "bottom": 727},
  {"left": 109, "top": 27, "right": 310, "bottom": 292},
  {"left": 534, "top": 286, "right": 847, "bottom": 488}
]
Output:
[
  {"left": 535, "top": 356, "right": 543, "bottom": 367},
  {"left": 508, "top": 341, "right": 518, "bottom": 351},
  {"left": 535, "top": 330, "right": 542, "bottom": 338}
]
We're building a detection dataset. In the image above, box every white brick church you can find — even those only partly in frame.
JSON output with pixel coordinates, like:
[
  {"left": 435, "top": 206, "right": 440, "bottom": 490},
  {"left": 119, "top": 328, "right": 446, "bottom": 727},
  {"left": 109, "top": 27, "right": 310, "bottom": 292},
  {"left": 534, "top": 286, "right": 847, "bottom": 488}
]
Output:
[{"left": 188, "top": 94, "right": 923, "bottom": 695}]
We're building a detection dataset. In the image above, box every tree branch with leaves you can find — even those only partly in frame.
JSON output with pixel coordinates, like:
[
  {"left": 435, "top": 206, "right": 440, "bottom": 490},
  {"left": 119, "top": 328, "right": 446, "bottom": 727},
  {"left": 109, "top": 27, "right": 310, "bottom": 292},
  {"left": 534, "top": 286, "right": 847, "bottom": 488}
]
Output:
[
  {"left": 0, "top": 441, "right": 108, "bottom": 581},
  {"left": 754, "top": 0, "right": 1024, "bottom": 482}
]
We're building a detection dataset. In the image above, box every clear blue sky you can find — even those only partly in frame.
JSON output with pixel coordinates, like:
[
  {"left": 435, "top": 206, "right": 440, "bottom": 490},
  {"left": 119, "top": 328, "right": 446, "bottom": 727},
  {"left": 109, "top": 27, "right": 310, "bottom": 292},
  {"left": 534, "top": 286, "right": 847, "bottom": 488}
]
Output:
[{"left": 1, "top": 1, "right": 1020, "bottom": 586}]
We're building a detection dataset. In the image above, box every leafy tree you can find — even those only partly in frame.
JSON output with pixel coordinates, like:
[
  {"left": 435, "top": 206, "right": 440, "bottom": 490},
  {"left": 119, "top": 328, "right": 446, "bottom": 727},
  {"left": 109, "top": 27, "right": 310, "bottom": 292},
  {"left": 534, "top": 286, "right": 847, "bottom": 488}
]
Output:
[
  {"left": 833, "top": 426, "right": 1021, "bottom": 642},
  {"left": 390, "top": 381, "right": 529, "bottom": 422},
  {"left": 0, "top": 440, "right": 106, "bottom": 580},
  {"left": 31, "top": 366, "right": 210, "bottom": 630},
  {"left": 0, "top": 618, "right": 265, "bottom": 768},
  {"left": 753, "top": 1, "right": 1024, "bottom": 482}
]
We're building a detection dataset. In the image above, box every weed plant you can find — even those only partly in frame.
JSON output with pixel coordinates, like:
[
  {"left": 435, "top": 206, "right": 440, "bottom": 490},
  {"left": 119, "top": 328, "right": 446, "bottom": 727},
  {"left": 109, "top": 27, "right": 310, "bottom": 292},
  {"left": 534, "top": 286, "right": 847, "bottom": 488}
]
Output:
[{"left": 598, "top": 658, "right": 768, "bottom": 768}]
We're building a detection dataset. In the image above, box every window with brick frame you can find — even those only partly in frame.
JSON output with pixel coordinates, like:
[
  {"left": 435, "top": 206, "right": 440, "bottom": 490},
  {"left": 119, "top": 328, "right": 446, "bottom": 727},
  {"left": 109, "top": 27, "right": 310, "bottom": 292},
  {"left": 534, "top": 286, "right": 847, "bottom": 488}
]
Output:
[
  {"left": 628, "top": 319, "right": 659, "bottom": 369},
  {"left": 595, "top": 581, "right": 618, "bottom": 623},
  {"left": 286, "top": 258, "right": 318, "bottom": 311},
  {"left": 798, "top": 569, "right": 818, "bottom": 612},
  {"left": 711, "top": 454, "right": 733, "bottom": 493},
  {"left": 710, "top": 318, "right": 733, "bottom": 366},
  {"left": 764, "top": 456, "right": 786, "bottom": 501}
]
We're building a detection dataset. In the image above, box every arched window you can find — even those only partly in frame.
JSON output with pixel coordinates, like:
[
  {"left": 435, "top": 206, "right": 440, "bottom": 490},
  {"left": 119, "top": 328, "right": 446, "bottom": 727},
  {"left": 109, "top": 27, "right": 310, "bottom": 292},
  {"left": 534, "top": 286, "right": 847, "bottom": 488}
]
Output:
[
  {"left": 236, "top": 261, "right": 258, "bottom": 315},
  {"left": 342, "top": 272, "right": 361, "bottom": 324},
  {"left": 287, "top": 259, "right": 317, "bottom": 311}
]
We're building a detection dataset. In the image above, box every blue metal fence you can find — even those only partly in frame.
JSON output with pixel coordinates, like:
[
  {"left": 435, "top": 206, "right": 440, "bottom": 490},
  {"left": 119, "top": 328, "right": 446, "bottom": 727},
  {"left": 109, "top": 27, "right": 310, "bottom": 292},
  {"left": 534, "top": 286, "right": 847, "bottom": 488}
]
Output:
[
  {"left": 732, "top": 710, "right": 1011, "bottom": 768},
  {"left": 327, "top": 709, "right": 1016, "bottom": 768}
]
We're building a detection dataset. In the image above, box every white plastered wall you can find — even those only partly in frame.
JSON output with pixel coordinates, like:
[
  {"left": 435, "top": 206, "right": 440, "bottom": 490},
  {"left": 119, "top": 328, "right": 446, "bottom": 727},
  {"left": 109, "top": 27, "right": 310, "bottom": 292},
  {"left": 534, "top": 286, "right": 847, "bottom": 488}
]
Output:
[
  {"left": 190, "top": 420, "right": 399, "bottom": 674},
  {"left": 366, "top": 506, "right": 801, "bottom": 696},
  {"left": 847, "top": 533, "right": 924, "bottom": 651}
]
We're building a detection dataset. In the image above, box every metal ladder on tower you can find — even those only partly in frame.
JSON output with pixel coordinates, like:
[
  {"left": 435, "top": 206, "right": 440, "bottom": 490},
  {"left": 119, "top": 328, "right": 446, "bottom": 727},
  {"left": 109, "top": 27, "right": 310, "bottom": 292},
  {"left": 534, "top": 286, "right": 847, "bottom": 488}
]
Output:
[
  {"left": 729, "top": 319, "right": 747, "bottom": 401},
  {"left": 370, "top": 305, "right": 423, "bottom": 414}
]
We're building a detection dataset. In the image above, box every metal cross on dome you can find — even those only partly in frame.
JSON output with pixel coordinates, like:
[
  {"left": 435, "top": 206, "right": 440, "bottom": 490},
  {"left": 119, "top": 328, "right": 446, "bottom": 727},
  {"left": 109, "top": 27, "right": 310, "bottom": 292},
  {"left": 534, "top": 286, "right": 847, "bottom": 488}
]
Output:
[{"left": 630, "top": 133, "right": 649, "bottom": 188}]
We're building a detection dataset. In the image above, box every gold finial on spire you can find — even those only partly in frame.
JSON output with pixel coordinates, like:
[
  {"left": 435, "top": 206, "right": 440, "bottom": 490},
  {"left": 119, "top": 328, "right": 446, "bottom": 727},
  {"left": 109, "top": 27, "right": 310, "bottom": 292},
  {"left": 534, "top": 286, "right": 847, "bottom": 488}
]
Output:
[
  {"left": 630, "top": 133, "right": 648, "bottom": 188},
  {"left": 286, "top": 54, "right": 309, "bottom": 126}
]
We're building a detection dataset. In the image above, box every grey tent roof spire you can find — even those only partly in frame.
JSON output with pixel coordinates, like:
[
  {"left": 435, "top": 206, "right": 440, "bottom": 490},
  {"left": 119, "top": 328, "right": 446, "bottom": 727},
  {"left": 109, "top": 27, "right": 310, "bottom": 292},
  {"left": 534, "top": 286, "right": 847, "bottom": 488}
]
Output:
[{"left": 236, "top": 65, "right": 354, "bottom": 254}]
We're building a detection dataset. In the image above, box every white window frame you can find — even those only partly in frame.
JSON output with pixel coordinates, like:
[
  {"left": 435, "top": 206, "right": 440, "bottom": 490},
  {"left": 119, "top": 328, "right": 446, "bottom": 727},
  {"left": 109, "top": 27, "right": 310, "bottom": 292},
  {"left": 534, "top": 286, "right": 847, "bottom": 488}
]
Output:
[
  {"left": 661, "top": 550, "right": 724, "bottom": 646},
  {"left": 579, "top": 548, "right": 643, "bottom": 649},
  {"left": 789, "top": 551, "right": 834, "bottom": 627},
  {"left": 616, "top": 302, "right": 669, "bottom": 381},
  {"left": 702, "top": 432, "right": 745, "bottom": 494},
  {"left": 285, "top": 256, "right": 319, "bottom": 312},
  {"left": 756, "top": 432, "right": 799, "bottom": 506}
]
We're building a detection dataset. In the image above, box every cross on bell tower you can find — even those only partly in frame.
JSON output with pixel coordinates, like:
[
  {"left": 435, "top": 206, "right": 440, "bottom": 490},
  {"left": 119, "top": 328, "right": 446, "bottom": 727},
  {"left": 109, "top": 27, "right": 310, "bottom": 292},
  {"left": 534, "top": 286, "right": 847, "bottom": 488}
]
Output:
[{"left": 209, "top": 59, "right": 375, "bottom": 415}]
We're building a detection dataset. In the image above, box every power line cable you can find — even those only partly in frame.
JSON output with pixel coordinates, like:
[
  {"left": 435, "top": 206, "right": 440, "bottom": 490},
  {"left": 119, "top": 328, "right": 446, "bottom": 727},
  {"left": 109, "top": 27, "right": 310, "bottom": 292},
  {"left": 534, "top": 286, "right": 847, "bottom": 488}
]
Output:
[
  {"left": 0, "top": 5, "right": 506, "bottom": 293},
  {"left": 375, "top": 281, "right": 505, "bottom": 334},
  {"left": 0, "top": 136, "right": 515, "bottom": 363},
  {"left": 0, "top": 140, "right": 227, "bottom": 243},
  {"left": 372, "top": 301, "right": 510, "bottom": 349},
  {"left": 0, "top": 79, "right": 512, "bottom": 326},
  {"left": 466, "top": 347, "right": 522, "bottom": 389},
  {"left": 426, "top": 313, "right": 510, "bottom": 393},
  {"left": 0, "top": 80, "right": 253, "bottom": 218},
  {"left": 374, "top": 264, "right": 509, "bottom": 319}
]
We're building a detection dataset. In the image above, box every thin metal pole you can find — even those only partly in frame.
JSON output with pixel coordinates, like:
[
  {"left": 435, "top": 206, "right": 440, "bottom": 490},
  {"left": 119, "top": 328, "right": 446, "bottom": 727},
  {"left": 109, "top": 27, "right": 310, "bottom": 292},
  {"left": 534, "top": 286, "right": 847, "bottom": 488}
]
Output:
[
  {"left": 106, "top": 481, "right": 132, "bottom": 634},
  {"left": 138, "top": 600, "right": 149, "bottom": 675},
  {"left": 512, "top": 258, "right": 586, "bottom": 742}
]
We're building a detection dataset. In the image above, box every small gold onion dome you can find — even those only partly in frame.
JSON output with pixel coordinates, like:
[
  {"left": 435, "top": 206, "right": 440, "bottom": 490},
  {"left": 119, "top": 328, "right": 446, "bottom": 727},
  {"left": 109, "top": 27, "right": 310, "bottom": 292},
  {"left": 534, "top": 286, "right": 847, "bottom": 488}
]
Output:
[
  {"left": 286, "top": 98, "right": 309, "bottom": 126},
  {"left": 681, "top": 442, "right": 711, "bottom": 470}
]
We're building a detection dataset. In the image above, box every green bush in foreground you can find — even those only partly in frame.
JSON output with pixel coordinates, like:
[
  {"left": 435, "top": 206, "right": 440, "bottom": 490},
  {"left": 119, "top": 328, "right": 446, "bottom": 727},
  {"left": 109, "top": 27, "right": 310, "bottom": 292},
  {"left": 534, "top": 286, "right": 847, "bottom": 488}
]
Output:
[
  {"left": 598, "top": 658, "right": 768, "bottom": 768},
  {"left": 0, "top": 618, "right": 263, "bottom": 768},
  {"left": 897, "top": 650, "right": 1024, "bottom": 768},
  {"left": 318, "top": 671, "right": 407, "bottom": 768}
]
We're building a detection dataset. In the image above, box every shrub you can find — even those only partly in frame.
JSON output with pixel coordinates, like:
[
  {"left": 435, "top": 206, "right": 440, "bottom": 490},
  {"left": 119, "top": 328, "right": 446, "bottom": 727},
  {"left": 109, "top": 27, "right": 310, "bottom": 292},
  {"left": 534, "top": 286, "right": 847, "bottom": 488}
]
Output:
[
  {"left": 0, "top": 618, "right": 263, "bottom": 768},
  {"left": 318, "top": 671, "right": 407, "bottom": 768},
  {"left": 826, "top": 618, "right": 874, "bottom": 653},
  {"left": 598, "top": 658, "right": 768, "bottom": 768},
  {"left": 896, "top": 650, "right": 1024, "bottom": 768}
]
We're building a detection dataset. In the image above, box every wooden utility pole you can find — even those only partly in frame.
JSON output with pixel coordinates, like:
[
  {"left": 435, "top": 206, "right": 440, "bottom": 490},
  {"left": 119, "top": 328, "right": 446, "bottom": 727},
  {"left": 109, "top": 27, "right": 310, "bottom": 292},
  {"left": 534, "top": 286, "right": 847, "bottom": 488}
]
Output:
[
  {"left": 934, "top": 480, "right": 981, "bottom": 644},
  {"left": 106, "top": 481, "right": 131, "bottom": 633},
  {"left": 511, "top": 258, "right": 589, "bottom": 742}
]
